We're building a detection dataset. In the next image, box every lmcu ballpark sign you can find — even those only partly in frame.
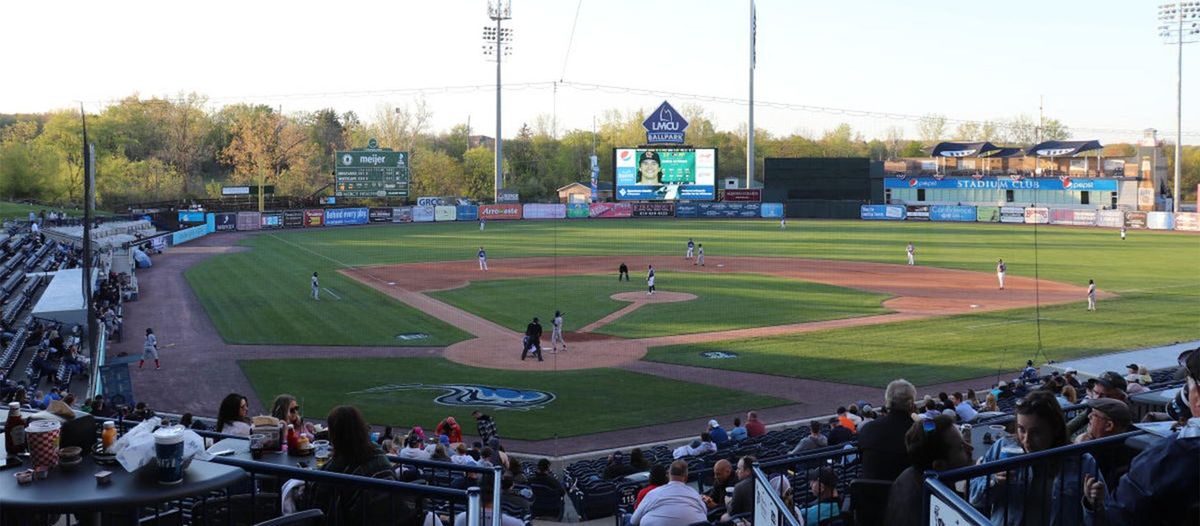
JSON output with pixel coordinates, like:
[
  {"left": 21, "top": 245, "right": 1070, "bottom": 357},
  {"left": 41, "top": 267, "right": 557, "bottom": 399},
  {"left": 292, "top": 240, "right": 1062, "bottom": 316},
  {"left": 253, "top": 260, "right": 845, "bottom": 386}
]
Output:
[
  {"left": 643, "top": 101, "right": 688, "bottom": 144},
  {"left": 334, "top": 138, "right": 410, "bottom": 198}
]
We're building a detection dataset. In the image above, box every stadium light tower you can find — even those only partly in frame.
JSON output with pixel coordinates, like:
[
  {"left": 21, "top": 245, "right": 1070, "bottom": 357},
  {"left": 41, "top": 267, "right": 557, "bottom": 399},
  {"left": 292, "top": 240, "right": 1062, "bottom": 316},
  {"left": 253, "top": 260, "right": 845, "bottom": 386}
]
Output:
[
  {"left": 483, "top": 0, "right": 513, "bottom": 203},
  {"left": 1157, "top": 2, "right": 1200, "bottom": 213}
]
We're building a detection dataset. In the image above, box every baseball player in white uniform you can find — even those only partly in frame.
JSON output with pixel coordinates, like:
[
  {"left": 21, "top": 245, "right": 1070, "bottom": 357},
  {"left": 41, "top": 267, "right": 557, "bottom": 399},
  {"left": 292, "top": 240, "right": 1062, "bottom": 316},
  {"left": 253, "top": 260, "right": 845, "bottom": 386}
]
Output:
[
  {"left": 1120, "top": 227, "right": 1126, "bottom": 240},
  {"left": 996, "top": 259, "right": 1007, "bottom": 290},
  {"left": 1087, "top": 279, "right": 1097, "bottom": 311},
  {"left": 478, "top": 247, "right": 488, "bottom": 271},
  {"left": 780, "top": 217, "right": 787, "bottom": 229},
  {"left": 139, "top": 328, "right": 160, "bottom": 370},
  {"left": 551, "top": 310, "right": 566, "bottom": 352},
  {"left": 311, "top": 272, "right": 320, "bottom": 300},
  {"left": 906, "top": 243, "right": 915, "bottom": 266},
  {"left": 696, "top": 244, "right": 705, "bottom": 266},
  {"left": 479, "top": 217, "right": 486, "bottom": 231},
  {"left": 686, "top": 239, "right": 695, "bottom": 259},
  {"left": 647, "top": 265, "right": 656, "bottom": 295}
]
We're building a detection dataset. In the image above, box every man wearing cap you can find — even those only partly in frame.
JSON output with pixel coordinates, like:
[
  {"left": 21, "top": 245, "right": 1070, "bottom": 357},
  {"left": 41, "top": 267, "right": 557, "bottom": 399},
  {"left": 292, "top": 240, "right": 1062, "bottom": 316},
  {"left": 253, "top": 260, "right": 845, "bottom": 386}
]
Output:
[
  {"left": 1084, "top": 349, "right": 1200, "bottom": 525},
  {"left": 1075, "top": 398, "right": 1136, "bottom": 495},
  {"left": 798, "top": 466, "right": 843, "bottom": 526},
  {"left": 1069, "top": 371, "right": 1128, "bottom": 435},
  {"left": 707, "top": 419, "right": 729, "bottom": 449},
  {"left": 637, "top": 150, "right": 664, "bottom": 186}
]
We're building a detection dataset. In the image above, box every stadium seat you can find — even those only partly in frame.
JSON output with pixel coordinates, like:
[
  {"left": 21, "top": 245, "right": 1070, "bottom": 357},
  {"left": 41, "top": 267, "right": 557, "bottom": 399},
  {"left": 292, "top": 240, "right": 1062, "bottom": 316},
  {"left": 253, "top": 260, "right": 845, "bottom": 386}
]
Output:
[
  {"left": 528, "top": 483, "right": 564, "bottom": 521},
  {"left": 848, "top": 478, "right": 892, "bottom": 526}
]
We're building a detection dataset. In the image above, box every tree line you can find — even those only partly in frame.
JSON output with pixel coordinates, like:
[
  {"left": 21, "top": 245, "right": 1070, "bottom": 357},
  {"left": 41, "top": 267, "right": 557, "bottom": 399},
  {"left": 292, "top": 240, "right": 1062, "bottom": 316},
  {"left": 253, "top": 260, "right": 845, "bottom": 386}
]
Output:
[{"left": 0, "top": 94, "right": 1195, "bottom": 207}]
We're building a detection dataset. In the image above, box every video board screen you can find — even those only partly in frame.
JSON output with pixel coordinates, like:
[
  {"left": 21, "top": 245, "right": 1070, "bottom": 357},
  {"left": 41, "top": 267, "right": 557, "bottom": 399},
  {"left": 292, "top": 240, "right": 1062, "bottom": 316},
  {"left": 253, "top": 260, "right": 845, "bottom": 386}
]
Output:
[{"left": 614, "top": 147, "right": 716, "bottom": 201}]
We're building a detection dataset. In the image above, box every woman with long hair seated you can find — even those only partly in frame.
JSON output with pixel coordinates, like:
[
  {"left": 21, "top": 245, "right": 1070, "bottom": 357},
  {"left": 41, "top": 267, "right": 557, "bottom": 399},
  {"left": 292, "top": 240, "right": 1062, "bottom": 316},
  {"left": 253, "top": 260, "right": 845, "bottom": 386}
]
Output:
[{"left": 215, "top": 393, "right": 251, "bottom": 436}]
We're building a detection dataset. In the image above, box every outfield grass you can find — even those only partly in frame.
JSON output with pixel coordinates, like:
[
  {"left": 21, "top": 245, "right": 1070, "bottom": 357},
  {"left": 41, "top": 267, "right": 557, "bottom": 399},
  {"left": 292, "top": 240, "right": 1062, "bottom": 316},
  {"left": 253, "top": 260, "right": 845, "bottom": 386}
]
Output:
[
  {"left": 646, "top": 284, "right": 1200, "bottom": 387},
  {"left": 0, "top": 200, "right": 109, "bottom": 221},
  {"left": 431, "top": 272, "right": 891, "bottom": 338},
  {"left": 238, "top": 357, "right": 789, "bottom": 440}
]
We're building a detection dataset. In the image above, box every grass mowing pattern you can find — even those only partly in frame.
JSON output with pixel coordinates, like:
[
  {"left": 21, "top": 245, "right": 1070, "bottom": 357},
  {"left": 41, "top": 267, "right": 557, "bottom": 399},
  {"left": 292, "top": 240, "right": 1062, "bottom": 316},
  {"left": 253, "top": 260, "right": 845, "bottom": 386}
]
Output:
[
  {"left": 184, "top": 233, "right": 470, "bottom": 346},
  {"left": 0, "top": 200, "right": 110, "bottom": 221},
  {"left": 431, "top": 272, "right": 891, "bottom": 338},
  {"left": 238, "top": 357, "right": 789, "bottom": 440}
]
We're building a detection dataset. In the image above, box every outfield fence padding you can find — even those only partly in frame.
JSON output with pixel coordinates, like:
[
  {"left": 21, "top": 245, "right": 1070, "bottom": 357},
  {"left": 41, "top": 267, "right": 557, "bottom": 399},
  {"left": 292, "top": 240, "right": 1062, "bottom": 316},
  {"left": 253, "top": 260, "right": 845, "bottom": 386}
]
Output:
[
  {"left": 479, "top": 204, "right": 522, "bottom": 220},
  {"left": 930, "top": 205, "right": 976, "bottom": 222},
  {"left": 1175, "top": 212, "right": 1200, "bottom": 231},
  {"left": 1096, "top": 209, "right": 1124, "bottom": 228},
  {"left": 434, "top": 205, "right": 457, "bottom": 222},
  {"left": 860, "top": 204, "right": 906, "bottom": 220},
  {"left": 236, "top": 211, "right": 261, "bottom": 231},
  {"left": 588, "top": 202, "right": 632, "bottom": 218},
  {"left": 1125, "top": 211, "right": 1147, "bottom": 228},
  {"left": 1023, "top": 207, "right": 1049, "bottom": 224},
  {"left": 455, "top": 205, "right": 479, "bottom": 221},
  {"left": 392, "top": 207, "right": 413, "bottom": 223},
  {"left": 760, "top": 203, "right": 785, "bottom": 218},
  {"left": 976, "top": 206, "right": 1000, "bottom": 222},
  {"left": 1146, "top": 211, "right": 1174, "bottom": 230},
  {"left": 412, "top": 206, "right": 435, "bottom": 222},
  {"left": 523, "top": 203, "right": 566, "bottom": 219}
]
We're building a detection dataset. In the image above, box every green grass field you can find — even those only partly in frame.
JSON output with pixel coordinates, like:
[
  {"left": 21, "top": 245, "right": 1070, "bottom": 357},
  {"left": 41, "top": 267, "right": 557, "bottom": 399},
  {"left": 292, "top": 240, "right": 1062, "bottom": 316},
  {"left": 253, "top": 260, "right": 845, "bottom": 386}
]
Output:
[
  {"left": 238, "top": 357, "right": 788, "bottom": 440},
  {"left": 431, "top": 272, "right": 891, "bottom": 338},
  {"left": 0, "top": 200, "right": 109, "bottom": 221}
]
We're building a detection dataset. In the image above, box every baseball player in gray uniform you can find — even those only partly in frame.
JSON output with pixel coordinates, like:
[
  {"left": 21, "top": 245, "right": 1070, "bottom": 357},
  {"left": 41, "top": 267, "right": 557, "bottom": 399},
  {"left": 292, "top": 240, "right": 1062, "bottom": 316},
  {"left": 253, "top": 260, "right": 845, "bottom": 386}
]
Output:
[
  {"left": 647, "top": 265, "right": 656, "bottom": 295},
  {"left": 996, "top": 259, "right": 1007, "bottom": 290},
  {"left": 686, "top": 239, "right": 695, "bottom": 259},
  {"left": 551, "top": 310, "right": 566, "bottom": 352},
  {"left": 696, "top": 244, "right": 705, "bottom": 266},
  {"left": 478, "top": 247, "right": 488, "bottom": 271},
  {"left": 906, "top": 243, "right": 915, "bottom": 266},
  {"left": 311, "top": 272, "right": 320, "bottom": 300},
  {"left": 1087, "top": 279, "right": 1097, "bottom": 311}
]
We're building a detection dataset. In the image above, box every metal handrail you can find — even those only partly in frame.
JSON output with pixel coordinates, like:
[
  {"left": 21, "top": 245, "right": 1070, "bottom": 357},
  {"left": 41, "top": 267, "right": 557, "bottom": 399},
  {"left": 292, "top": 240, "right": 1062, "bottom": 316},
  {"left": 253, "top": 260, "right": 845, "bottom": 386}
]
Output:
[
  {"left": 932, "top": 430, "right": 1146, "bottom": 483},
  {"left": 923, "top": 477, "right": 991, "bottom": 526},
  {"left": 751, "top": 464, "right": 802, "bottom": 526}
]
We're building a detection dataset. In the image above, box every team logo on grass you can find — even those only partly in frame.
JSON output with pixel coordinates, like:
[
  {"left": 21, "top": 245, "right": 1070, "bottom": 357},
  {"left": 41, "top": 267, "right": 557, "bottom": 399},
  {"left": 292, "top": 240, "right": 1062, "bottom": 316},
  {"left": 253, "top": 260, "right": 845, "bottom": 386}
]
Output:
[
  {"left": 700, "top": 351, "right": 739, "bottom": 359},
  {"left": 348, "top": 384, "right": 556, "bottom": 410}
]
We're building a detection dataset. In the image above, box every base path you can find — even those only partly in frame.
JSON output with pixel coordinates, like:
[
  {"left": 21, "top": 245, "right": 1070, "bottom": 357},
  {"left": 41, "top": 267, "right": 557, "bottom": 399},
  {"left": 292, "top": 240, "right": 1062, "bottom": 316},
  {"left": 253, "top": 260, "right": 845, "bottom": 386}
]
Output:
[{"left": 343, "top": 256, "right": 1102, "bottom": 371}]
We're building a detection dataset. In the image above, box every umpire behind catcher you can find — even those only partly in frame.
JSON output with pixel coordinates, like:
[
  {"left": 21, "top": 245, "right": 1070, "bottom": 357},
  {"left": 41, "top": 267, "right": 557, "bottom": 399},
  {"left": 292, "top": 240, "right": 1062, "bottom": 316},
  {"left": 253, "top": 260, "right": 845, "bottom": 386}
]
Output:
[{"left": 522, "top": 317, "right": 544, "bottom": 362}]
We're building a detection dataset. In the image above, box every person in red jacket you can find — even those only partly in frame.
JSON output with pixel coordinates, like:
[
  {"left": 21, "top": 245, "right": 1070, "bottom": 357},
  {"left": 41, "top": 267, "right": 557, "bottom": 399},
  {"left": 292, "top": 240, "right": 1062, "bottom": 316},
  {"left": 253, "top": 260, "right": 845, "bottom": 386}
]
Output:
[
  {"left": 435, "top": 416, "right": 463, "bottom": 444},
  {"left": 744, "top": 411, "right": 767, "bottom": 438}
]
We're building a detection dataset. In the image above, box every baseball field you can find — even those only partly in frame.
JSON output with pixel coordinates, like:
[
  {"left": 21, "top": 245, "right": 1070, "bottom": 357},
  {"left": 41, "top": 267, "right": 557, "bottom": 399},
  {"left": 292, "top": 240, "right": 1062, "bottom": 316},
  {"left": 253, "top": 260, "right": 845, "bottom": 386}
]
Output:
[{"left": 168, "top": 219, "right": 1199, "bottom": 443}]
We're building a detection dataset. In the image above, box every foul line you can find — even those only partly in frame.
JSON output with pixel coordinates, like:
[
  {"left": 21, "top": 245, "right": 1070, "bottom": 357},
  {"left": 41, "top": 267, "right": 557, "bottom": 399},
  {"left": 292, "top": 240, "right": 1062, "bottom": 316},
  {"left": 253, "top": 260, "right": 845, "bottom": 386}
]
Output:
[
  {"left": 322, "top": 288, "right": 342, "bottom": 300},
  {"left": 268, "top": 233, "right": 391, "bottom": 287}
]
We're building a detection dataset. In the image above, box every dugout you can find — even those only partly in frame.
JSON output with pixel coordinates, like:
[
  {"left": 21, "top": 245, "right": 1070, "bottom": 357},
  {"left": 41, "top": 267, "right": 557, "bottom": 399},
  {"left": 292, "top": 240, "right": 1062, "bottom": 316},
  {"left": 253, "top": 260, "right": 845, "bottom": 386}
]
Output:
[{"left": 763, "top": 158, "right": 884, "bottom": 218}]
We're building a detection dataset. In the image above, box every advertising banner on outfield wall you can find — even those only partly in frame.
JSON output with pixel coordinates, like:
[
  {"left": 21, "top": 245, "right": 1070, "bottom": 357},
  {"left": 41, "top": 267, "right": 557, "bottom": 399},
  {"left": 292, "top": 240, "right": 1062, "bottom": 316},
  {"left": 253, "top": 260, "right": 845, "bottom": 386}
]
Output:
[
  {"left": 369, "top": 208, "right": 392, "bottom": 223},
  {"left": 1000, "top": 206, "right": 1025, "bottom": 223},
  {"left": 215, "top": 212, "right": 237, "bottom": 231},
  {"left": 1147, "top": 212, "right": 1174, "bottom": 230},
  {"left": 1095, "top": 210, "right": 1124, "bottom": 228},
  {"left": 178, "top": 211, "right": 205, "bottom": 223},
  {"left": 236, "top": 211, "right": 262, "bottom": 231},
  {"left": 412, "top": 206, "right": 435, "bottom": 223},
  {"left": 861, "top": 205, "right": 906, "bottom": 220},
  {"left": 1049, "top": 209, "right": 1098, "bottom": 226},
  {"left": 721, "top": 189, "right": 762, "bottom": 202},
  {"left": 906, "top": 205, "right": 930, "bottom": 221},
  {"left": 1125, "top": 211, "right": 1147, "bottom": 229},
  {"left": 434, "top": 205, "right": 457, "bottom": 221},
  {"left": 976, "top": 206, "right": 1000, "bottom": 222},
  {"left": 392, "top": 207, "right": 413, "bottom": 223},
  {"left": 325, "top": 208, "right": 369, "bottom": 226},
  {"left": 760, "top": 203, "right": 785, "bottom": 218},
  {"left": 1175, "top": 212, "right": 1200, "bottom": 231},
  {"left": 930, "top": 205, "right": 977, "bottom": 222},
  {"left": 523, "top": 203, "right": 567, "bottom": 219},
  {"left": 632, "top": 202, "right": 676, "bottom": 217},
  {"left": 283, "top": 210, "right": 304, "bottom": 228},
  {"left": 588, "top": 202, "right": 633, "bottom": 218},
  {"left": 261, "top": 212, "right": 282, "bottom": 229},
  {"left": 303, "top": 209, "right": 325, "bottom": 227},
  {"left": 1024, "top": 207, "right": 1049, "bottom": 224},
  {"left": 479, "top": 204, "right": 522, "bottom": 220},
  {"left": 696, "top": 202, "right": 759, "bottom": 218},
  {"left": 675, "top": 202, "right": 699, "bottom": 218},
  {"left": 456, "top": 205, "right": 479, "bottom": 221},
  {"left": 566, "top": 203, "right": 589, "bottom": 218}
]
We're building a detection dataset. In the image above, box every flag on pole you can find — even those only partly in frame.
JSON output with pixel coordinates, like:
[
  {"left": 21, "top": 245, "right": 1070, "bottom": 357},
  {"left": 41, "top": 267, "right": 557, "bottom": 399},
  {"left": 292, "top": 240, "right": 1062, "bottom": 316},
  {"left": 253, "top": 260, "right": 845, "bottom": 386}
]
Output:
[{"left": 751, "top": 1, "right": 757, "bottom": 70}]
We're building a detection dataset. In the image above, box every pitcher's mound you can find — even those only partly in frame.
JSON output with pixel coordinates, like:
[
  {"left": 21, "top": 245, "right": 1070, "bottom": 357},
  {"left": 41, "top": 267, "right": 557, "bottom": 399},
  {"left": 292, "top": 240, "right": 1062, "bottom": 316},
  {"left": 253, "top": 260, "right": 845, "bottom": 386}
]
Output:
[{"left": 611, "top": 291, "right": 697, "bottom": 303}]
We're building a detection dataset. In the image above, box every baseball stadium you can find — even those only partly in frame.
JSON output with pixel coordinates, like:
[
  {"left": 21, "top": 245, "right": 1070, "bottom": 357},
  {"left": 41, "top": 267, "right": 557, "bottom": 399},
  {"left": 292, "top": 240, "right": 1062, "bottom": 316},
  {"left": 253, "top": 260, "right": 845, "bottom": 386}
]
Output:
[{"left": 4, "top": 2, "right": 1200, "bottom": 525}]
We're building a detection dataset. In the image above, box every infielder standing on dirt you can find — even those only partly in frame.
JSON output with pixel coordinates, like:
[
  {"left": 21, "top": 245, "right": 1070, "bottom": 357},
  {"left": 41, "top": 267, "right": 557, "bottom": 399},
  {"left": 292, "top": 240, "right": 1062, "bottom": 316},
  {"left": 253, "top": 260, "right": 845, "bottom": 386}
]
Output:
[
  {"left": 311, "top": 272, "right": 320, "bottom": 300},
  {"left": 696, "top": 244, "right": 705, "bottom": 266},
  {"left": 551, "top": 310, "right": 566, "bottom": 352},
  {"left": 906, "top": 242, "right": 915, "bottom": 266},
  {"left": 139, "top": 328, "right": 160, "bottom": 370},
  {"left": 647, "top": 265, "right": 656, "bottom": 295},
  {"left": 686, "top": 238, "right": 695, "bottom": 259},
  {"left": 1087, "top": 279, "right": 1097, "bottom": 311},
  {"left": 478, "top": 247, "right": 488, "bottom": 271},
  {"left": 996, "top": 258, "right": 1007, "bottom": 290}
]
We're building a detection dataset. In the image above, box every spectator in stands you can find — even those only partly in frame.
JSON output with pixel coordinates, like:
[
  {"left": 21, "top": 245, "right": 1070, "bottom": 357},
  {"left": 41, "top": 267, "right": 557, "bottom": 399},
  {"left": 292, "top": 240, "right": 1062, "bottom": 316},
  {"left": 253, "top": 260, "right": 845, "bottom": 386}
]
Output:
[
  {"left": 966, "top": 389, "right": 981, "bottom": 409},
  {"left": 984, "top": 392, "right": 1000, "bottom": 412},
  {"left": 744, "top": 411, "right": 766, "bottom": 438},
  {"left": 215, "top": 393, "right": 251, "bottom": 436},
  {"left": 310, "top": 405, "right": 408, "bottom": 523},
  {"left": 885, "top": 415, "right": 974, "bottom": 526},
  {"left": 453, "top": 473, "right": 523, "bottom": 526},
  {"left": 937, "top": 392, "right": 951, "bottom": 410},
  {"left": 179, "top": 413, "right": 204, "bottom": 430},
  {"left": 707, "top": 419, "right": 729, "bottom": 448},
  {"left": 836, "top": 407, "right": 857, "bottom": 432},
  {"left": 604, "top": 450, "right": 639, "bottom": 479},
  {"left": 1062, "top": 385, "right": 1078, "bottom": 405},
  {"left": 629, "top": 460, "right": 706, "bottom": 525},
  {"left": 1020, "top": 359, "right": 1039, "bottom": 383},
  {"left": 473, "top": 410, "right": 498, "bottom": 444},
  {"left": 530, "top": 458, "right": 564, "bottom": 496},
  {"left": 130, "top": 402, "right": 155, "bottom": 421},
  {"left": 61, "top": 393, "right": 75, "bottom": 408},
  {"left": 634, "top": 464, "right": 667, "bottom": 509},
  {"left": 846, "top": 404, "right": 864, "bottom": 427},
  {"left": 672, "top": 433, "right": 717, "bottom": 459},
  {"left": 450, "top": 443, "right": 472, "bottom": 465},
  {"left": 953, "top": 392, "right": 978, "bottom": 422},
  {"left": 721, "top": 456, "right": 756, "bottom": 522},
  {"left": 859, "top": 378, "right": 918, "bottom": 482},
  {"left": 91, "top": 395, "right": 115, "bottom": 418},
  {"left": 398, "top": 433, "right": 431, "bottom": 460},
  {"left": 39, "top": 387, "right": 61, "bottom": 408},
  {"left": 629, "top": 447, "right": 650, "bottom": 471},
  {"left": 1124, "top": 363, "right": 1152, "bottom": 386},
  {"left": 1073, "top": 398, "right": 1136, "bottom": 495},
  {"left": 702, "top": 459, "right": 736, "bottom": 511},
  {"left": 1063, "top": 368, "right": 1082, "bottom": 390},
  {"left": 921, "top": 399, "right": 941, "bottom": 420},
  {"left": 728, "top": 417, "right": 748, "bottom": 443},
  {"left": 827, "top": 416, "right": 854, "bottom": 446},
  {"left": 1082, "top": 351, "right": 1200, "bottom": 526},
  {"left": 271, "top": 394, "right": 315, "bottom": 437},
  {"left": 798, "top": 466, "right": 843, "bottom": 526},
  {"left": 969, "top": 390, "right": 1097, "bottom": 526},
  {"left": 435, "top": 416, "right": 463, "bottom": 444},
  {"left": 1068, "top": 372, "right": 1128, "bottom": 435},
  {"left": 790, "top": 420, "right": 828, "bottom": 454},
  {"left": 430, "top": 444, "right": 451, "bottom": 462},
  {"left": 499, "top": 475, "right": 533, "bottom": 516}
]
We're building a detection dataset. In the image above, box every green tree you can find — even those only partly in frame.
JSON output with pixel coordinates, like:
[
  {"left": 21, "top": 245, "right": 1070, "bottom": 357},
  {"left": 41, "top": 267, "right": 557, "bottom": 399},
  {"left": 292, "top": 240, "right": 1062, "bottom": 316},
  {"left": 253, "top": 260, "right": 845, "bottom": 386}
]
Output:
[
  {"left": 410, "top": 146, "right": 463, "bottom": 197},
  {"left": 917, "top": 114, "right": 947, "bottom": 144},
  {"left": 461, "top": 147, "right": 495, "bottom": 201}
]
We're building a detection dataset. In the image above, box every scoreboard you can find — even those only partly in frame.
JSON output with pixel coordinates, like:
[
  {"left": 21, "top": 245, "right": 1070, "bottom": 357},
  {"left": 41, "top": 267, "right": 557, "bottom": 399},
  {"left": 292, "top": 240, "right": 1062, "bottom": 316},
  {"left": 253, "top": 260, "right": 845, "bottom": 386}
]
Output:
[{"left": 334, "top": 147, "right": 410, "bottom": 198}]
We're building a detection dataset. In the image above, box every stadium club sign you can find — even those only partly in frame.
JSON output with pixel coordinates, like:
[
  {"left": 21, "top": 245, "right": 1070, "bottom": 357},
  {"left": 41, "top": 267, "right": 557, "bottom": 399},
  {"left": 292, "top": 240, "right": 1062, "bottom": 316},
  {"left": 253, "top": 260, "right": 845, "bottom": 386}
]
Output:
[
  {"left": 349, "top": 384, "right": 556, "bottom": 410},
  {"left": 643, "top": 101, "right": 688, "bottom": 144},
  {"left": 884, "top": 177, "right": 1118, "bottom": 191}
]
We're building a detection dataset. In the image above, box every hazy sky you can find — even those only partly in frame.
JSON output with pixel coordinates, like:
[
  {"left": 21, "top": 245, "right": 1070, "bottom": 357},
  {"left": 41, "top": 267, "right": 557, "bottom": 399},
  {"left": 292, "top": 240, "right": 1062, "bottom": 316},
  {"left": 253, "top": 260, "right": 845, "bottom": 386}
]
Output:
[{"left": 2, "top": 0, "right": 1197, "bottom": 143}]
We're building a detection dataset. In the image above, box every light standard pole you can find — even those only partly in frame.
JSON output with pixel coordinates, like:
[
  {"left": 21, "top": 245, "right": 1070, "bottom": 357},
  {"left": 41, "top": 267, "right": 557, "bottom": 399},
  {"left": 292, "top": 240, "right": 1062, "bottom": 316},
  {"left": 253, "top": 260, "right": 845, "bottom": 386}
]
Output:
[
  {"left": 484, "top": 1, "right": 513, "bottom": 203},
  {"left": 1158, "top": 2, "right": 1199, "bottom": 213}
]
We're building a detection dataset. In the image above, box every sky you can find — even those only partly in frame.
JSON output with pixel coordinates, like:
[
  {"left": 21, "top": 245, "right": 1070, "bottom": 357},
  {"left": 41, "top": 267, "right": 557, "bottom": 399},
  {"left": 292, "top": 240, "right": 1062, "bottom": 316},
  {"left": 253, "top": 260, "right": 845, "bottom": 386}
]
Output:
[{"left": 1, "top": 0, "right": 1197, "bottom": 144}]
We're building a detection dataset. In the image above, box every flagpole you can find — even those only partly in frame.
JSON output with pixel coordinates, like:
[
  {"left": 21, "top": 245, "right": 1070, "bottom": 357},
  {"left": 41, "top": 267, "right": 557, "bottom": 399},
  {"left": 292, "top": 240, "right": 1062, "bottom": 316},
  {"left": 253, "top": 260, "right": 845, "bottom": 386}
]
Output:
[{"left": 747, "top": 0, "right": 755, "bottom": 189}]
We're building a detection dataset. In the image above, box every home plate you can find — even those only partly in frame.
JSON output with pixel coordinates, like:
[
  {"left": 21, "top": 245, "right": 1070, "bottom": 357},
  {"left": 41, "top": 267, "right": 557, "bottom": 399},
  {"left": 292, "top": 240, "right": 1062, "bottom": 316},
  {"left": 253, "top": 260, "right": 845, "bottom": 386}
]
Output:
[
  {"left": 970, "top": 304, "right": 979, "bottom": 308},
  {"left": 717, "top": 264, "right": 725, "bottom": 268},
  {"left": 388, "top": 282, "right": 396, "bottom": 286}
]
